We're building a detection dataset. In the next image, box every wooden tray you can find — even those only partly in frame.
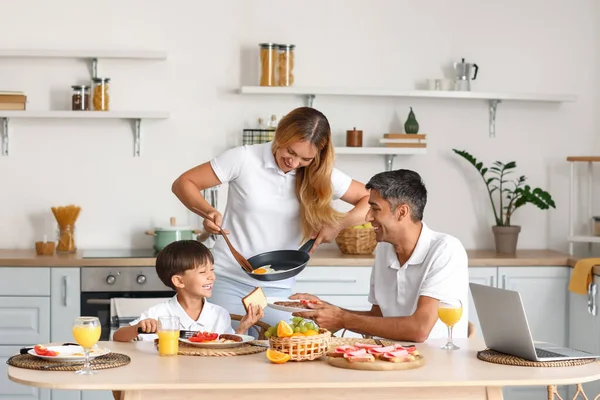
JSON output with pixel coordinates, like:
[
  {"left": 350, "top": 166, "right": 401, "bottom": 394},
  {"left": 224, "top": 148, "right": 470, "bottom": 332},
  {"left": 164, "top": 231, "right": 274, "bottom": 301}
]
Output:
[{"left": 327, "top": 354, "right": 425, "bottom": 371}]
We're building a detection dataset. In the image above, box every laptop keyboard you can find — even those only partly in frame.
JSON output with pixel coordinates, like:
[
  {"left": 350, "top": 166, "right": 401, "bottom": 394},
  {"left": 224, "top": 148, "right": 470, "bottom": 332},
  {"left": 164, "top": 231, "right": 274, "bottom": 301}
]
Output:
[{"left": 535, "top": 348, "right": 567, "bottom": 358}]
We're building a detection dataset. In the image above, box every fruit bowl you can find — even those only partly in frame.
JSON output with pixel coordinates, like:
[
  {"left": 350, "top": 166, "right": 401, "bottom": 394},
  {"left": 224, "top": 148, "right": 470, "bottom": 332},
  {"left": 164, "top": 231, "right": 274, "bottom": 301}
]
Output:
[
  {"left": 267, "top": 319, "right": 331, "bottom": 361},
  {"left": 335, "top": 223, "right": 377, "bottom": 255}
]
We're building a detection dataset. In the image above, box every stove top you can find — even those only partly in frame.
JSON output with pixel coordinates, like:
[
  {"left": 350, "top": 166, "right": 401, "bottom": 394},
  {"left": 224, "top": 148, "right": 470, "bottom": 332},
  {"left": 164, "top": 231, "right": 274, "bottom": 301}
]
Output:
[{"left": 82, "top": 249, "right": 158, "bottom": 259}]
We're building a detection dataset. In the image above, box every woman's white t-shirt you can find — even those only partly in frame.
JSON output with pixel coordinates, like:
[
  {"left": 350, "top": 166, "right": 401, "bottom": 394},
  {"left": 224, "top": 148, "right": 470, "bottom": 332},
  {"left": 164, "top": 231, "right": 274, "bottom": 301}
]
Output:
[{"left": 209, "top": 142, "right": 352, "bottom": 288}]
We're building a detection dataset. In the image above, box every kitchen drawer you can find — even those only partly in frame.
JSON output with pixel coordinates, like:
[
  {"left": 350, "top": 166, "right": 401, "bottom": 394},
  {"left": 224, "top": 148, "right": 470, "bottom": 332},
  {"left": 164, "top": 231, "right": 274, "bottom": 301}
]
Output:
[
  {"left": 294, "top": 267, "right": 371, "bottom": 295},
  {"left": 0, "top": 346, "right": 50, "bottom": 400},
  {"left": 0, "top": 297, "right": 50, "bottom": 345},
  {"left": 0, "top": 268, "right": 50, "bottom": 296}
]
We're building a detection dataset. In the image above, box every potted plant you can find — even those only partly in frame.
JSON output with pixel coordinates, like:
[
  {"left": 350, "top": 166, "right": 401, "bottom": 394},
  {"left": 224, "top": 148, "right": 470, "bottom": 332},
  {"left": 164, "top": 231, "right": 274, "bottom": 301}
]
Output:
[{"left": 452, "top": 149, "right": 556, "bottom": 255}]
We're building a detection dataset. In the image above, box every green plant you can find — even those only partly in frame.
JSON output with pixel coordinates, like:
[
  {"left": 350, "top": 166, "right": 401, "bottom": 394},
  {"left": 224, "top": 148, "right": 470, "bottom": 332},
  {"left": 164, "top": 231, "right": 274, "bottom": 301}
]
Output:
[{"left": 452, "top": 149, "right": 556, "bottom": 226}]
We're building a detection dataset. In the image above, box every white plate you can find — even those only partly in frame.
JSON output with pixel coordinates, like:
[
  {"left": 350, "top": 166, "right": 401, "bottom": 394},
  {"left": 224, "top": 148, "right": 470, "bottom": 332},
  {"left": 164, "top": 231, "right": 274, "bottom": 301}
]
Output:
[
  {"left": 179, "top": 334, "right": 255, "bottom": 349},
  {"left": 28, "top": 346, "right": 110, "bottom": 362},
  {"left": 266, "top": 297, "right": 312, "bottom": 313}
]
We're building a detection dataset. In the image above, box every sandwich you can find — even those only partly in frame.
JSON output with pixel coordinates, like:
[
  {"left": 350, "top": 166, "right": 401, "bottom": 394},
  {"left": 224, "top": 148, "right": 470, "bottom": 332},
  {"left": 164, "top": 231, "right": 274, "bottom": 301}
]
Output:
[{"left": 241, "top": 287, "right": 268, "bottom": 312}]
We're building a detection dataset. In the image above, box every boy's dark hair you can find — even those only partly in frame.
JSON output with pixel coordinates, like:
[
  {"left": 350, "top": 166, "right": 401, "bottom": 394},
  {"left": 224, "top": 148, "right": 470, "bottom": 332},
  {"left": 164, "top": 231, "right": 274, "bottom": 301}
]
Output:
[
  {"left": 366, "top": 169, "right": 427, "bottom": 222},
  {"left": 155, "top": 240, "right": 214, "bottom": 290}
]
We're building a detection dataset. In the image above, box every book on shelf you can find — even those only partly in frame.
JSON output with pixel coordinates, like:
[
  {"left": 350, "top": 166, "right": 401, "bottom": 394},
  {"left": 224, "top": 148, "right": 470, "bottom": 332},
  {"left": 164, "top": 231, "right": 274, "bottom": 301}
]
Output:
[
  {"left": 0, "top": 102, "right": 25, "bottom": 110},
  {"left": 380, "top": 133, "right": 427, "bottom": 148}
]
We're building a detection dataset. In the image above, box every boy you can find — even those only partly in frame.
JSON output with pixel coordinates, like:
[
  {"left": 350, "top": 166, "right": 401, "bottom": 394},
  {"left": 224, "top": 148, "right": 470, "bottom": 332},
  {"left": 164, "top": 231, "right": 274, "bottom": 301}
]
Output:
[{"left": 113, "top": 240, "right": 263, "bottom": 342}]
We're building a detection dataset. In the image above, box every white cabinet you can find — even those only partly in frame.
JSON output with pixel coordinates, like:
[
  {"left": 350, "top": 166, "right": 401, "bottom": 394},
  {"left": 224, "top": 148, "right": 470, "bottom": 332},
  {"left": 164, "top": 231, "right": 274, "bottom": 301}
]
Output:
[
  {"left": 468, "top": 266, "right": 571, "bottom": 400},
  {"left": 0, "top": 346, "right": 50, "bottom": 400},
  {"left": 568, "top": 273, "right": 600, "bottom": 399}
]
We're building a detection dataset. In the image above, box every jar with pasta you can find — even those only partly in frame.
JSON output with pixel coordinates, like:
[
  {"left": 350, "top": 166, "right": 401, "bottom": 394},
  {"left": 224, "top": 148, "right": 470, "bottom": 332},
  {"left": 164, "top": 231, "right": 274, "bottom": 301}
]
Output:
[
  {"left": 277, "top": 44, "right": 295, "bottom": 86},
  {"left": 92, "top": 77, "right": 110, "bottom": 111},
  {"left": 259, "top": 43, "right": 277, "bottom": 87}
]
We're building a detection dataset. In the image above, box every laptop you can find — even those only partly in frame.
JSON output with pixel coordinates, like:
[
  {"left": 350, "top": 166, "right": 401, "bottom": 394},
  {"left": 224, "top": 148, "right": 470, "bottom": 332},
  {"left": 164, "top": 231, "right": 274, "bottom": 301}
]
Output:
[{"left": 469, "top": 282, "right": 599, "bottom": 361}]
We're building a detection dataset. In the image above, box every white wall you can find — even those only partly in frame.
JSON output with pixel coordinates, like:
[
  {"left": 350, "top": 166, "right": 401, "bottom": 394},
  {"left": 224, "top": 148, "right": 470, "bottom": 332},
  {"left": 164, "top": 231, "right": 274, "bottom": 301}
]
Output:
[{"left": 0, "top": 0, "right": 597, "bottom": 252}]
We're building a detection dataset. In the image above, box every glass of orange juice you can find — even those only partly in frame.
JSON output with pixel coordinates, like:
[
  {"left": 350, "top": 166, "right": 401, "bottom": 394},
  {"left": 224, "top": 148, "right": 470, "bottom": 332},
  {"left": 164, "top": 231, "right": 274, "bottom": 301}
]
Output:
[
  {"left": 72, "top": 316, "right": 102, "bottom": 375},
  {"left": 438, "top": 299, "right": 463, "bottom": 350},
  {"left": 157, "top": 316, "right": 180, "bottom": 356}
]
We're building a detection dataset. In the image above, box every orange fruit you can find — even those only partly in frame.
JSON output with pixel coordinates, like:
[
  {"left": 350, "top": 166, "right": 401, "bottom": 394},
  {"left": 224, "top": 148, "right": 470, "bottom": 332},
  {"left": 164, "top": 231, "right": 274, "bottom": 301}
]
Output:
[
  {"left": 266, "top": 349, "right": 290, "bottom": 364},
  {"left": 276, "top": 321, "right": 294, "bottom": 337},
  {"left": 303, "top": 329, "right": 318, "bottom": 336},
  {"left": 292, "top": 332, "right": 304, "bottom": 337}
]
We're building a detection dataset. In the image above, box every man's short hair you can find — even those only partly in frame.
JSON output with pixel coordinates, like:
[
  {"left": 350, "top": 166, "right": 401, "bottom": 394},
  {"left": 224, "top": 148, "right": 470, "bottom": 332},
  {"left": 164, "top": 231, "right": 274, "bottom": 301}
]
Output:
[{"left": 365, "top": 169, "right": 427, "bottom": 222}]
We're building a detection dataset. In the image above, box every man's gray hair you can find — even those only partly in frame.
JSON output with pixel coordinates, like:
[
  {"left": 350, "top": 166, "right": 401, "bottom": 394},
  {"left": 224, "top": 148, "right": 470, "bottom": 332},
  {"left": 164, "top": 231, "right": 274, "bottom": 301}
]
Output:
[{"left": 365, "top": 169, "right": 427, "bottom": 222}]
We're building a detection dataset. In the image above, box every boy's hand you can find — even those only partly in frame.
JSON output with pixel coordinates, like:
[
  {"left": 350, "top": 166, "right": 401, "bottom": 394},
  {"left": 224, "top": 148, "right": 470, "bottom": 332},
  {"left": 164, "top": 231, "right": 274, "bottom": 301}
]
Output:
[
  {"left": 137, "top": 318, "right": 158, "bottom": 333},
  {"left": 237, "top": 304, "right": 264, "bottom": 333}
]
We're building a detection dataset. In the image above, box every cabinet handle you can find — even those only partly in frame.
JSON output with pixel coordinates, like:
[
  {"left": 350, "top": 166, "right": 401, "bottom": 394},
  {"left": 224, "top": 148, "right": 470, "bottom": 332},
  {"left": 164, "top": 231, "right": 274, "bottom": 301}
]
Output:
[
  {"left": 588, "top": 283, "right": 597, "bottom": 316},
  {"left": 62, "top": 276, "right": 68, "bottom": 307},
  {"left": 296, "top": 279, "right": 357, "bottom": 284},
  {"left": 490, "top": 276, "right": 495, "bottom": 287},
  {"left": 501, "top": 275, "right": 506, "bottom": 289}
]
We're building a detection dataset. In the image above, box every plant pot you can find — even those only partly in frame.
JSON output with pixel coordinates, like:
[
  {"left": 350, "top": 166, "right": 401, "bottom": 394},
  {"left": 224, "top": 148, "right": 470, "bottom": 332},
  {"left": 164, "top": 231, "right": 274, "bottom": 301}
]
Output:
[{"left": 492, "top": 225, "right": 521, "bottom": 255}]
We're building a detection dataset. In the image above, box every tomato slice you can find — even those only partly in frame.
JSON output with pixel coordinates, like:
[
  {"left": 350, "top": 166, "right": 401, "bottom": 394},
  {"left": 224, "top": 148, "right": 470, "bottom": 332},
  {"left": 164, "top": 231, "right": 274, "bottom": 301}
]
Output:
[
  {"left": 44, "top": 350, "right": 58, "bottom": 356},
  {"left": 188, "top": 332, "right": 219, "bottom": 342},
  {"left": 34, "top": 345, "right": 48, "bottom": 355}
]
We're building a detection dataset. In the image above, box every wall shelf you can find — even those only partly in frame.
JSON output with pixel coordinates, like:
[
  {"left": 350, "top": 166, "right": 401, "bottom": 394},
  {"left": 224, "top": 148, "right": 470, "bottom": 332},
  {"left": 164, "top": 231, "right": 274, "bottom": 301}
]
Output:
[
  {"left": 0, "top": 48, "right": 167, "bottom": 79},
  {"left": 334, "top": 146, "right": 425, "bottom": 171},
  {"left": 0, "top": 111, "right": 170, "bottom": 157},
  {"left": 240, "top": 86, "right": 576, "bottom": 138}
]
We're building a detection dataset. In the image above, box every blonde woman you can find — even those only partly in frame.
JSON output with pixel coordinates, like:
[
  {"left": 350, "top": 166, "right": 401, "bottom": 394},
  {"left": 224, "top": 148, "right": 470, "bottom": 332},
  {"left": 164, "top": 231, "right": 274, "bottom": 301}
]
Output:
[{"left": 171, "top": 107, "right": 369, "bottom": 327}]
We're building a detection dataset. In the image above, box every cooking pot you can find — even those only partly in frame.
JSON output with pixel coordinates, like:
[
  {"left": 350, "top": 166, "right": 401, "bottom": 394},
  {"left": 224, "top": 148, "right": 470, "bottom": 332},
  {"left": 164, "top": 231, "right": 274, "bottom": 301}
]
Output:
[{"left": 145, "top": 217, "right": 202, "bottom": 252}]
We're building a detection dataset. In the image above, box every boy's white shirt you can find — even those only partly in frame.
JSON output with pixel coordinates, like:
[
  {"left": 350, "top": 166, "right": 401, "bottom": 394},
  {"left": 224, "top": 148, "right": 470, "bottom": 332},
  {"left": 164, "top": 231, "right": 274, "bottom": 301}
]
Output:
[{"left": 129, "top": 295, "right": 235, "bottom": 341}]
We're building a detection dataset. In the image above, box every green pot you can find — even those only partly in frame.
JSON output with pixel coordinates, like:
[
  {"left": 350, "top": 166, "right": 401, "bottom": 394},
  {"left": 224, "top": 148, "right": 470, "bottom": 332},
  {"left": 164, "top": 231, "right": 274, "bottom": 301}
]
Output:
[{"left": 145, "top": 224, "right": 201, "bottom": 252}]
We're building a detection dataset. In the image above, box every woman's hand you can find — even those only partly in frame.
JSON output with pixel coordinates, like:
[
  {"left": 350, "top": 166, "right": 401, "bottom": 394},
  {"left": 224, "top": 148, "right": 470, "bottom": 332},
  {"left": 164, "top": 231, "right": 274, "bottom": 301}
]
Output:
[
  {"left": 200, "top": 209, "right": 230, "bottom": 235},
  {"left": 309, "top": 224, "right": 341, "bottom": 254}
]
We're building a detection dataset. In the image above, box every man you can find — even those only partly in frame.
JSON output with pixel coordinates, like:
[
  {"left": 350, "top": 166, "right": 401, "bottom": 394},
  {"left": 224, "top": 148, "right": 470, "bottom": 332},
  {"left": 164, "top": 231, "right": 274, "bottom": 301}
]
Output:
[{"left": 292, "top": 169, "right": 469, "bottom": 342}]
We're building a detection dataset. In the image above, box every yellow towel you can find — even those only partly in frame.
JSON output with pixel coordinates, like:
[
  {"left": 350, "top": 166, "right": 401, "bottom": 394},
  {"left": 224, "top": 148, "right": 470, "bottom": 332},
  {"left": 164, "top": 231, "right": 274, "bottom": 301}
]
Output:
[{"left": 568, "top": 258, "right": 600, "bottom": 295}]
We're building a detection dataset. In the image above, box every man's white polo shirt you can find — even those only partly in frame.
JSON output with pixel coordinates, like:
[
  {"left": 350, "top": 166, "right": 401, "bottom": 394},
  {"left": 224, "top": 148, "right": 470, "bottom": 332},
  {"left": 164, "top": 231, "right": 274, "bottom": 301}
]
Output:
[
  {"left": 210, "top": 142, "right": 352, "bottom": 288},
  {"left": 368, "top": 222, "right": 469, "bottom": 340},
  {"left": 129, "top": 295, "right": 234, "bottom": 341}
]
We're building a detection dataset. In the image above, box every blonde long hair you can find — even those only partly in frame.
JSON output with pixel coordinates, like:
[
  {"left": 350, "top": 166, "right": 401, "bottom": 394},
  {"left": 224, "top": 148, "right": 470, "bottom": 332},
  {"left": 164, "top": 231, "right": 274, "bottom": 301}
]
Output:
[{"left": 271, "top": 107, "right": 342, "bottom": 241}]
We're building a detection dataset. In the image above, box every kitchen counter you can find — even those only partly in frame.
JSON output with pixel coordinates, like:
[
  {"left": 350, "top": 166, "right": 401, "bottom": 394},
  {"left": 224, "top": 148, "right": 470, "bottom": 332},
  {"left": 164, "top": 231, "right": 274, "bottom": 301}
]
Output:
[
  {"left": 0, "top": 248, "right": 589, "bottom": 269},
  {"left": 8, "top": 339, "right": 600, "bottom": 400}
]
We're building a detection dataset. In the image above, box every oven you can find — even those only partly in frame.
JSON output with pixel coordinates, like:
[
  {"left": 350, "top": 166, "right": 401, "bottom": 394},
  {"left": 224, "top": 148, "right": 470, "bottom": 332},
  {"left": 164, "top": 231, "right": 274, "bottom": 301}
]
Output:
[{"left": 80, "top": 266, "right": 174, "bottom": 341}]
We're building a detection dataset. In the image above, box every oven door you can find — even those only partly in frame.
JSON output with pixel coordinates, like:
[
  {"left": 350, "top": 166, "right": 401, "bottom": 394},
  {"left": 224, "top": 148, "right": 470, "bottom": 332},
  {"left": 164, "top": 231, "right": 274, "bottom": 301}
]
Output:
[{"left": 80, "top": 291, "right": 174, "bottom": 341}]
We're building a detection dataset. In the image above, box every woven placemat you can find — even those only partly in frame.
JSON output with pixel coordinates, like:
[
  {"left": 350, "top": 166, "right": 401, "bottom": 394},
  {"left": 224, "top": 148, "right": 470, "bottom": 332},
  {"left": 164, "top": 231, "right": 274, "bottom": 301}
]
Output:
[
  {"left": 155, "top": 339, "right": 266, "bottom": 357},
  {"left": 477, "top": 349, "right": 597, "bottom": 367},
  {"left": 7, "top": 353, "right": 130, "bottom": 371}
]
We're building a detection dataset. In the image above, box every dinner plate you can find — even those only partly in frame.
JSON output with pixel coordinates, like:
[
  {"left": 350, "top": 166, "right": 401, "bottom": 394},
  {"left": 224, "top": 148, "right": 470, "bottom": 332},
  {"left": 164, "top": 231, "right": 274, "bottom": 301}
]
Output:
[
  {"left": 179, "top": 334, "right": 254, "bottom": 349},
  {"left": 28, "top": 346, "right": 110, "bottom": 362},
  {"left": 266, "top": 297, "right": 312, "bottom": 313}
]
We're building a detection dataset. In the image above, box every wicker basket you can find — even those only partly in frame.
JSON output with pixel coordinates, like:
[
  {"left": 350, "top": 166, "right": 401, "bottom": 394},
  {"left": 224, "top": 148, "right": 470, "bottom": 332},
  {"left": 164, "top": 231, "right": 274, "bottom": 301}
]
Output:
[
  {"left": 269, "top": 329, "right": 331, "bottom": 361},
  {"left": 335, "top": 227, "right": 377, "bottom": 255}
]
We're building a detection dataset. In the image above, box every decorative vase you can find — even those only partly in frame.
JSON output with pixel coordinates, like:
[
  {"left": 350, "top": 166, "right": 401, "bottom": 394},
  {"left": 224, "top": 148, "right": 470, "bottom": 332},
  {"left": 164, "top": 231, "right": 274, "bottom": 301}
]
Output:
[
  {"left": 492, "top": 225, "right": 521, "bottom": 255},
  {"left": 404, "top": 107, "right": 419, "bottom": 134}
]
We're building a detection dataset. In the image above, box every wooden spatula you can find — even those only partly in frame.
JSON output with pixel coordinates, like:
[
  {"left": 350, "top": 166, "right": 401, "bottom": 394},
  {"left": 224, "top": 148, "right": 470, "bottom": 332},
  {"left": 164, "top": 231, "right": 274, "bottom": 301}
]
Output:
[{"left": 191, "top": 207, "right": 254, "bottom": 274}]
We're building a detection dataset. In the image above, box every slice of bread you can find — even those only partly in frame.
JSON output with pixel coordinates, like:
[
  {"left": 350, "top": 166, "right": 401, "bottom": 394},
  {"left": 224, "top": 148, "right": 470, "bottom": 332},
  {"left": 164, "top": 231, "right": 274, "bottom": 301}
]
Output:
[{"left": 241, "top": 287, "right": 268, "bottom": 312}]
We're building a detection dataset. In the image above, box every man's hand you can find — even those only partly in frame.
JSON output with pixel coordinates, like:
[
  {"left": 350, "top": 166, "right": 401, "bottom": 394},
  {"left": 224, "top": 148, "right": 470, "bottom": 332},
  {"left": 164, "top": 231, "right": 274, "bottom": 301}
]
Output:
[
  {"left": 292, "top": 301, "right": 345, "bottom": 333},
  {"left": 289, "top": 293, "right": 323, "bottom": 303}
]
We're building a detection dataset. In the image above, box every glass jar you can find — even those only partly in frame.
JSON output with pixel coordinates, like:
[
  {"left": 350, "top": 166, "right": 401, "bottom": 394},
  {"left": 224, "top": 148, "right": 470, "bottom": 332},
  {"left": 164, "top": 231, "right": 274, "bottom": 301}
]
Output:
[
  {"left": 277, "top": 44, "right": 295, "bottom": 86},
  {"left": 56, "top": 224, "right": 76, "bottom": 253},
  {"left": 258, "top": 43, "right": 277, "bottom": 87},
  {"left": 71, "top": 85, "right": 90, "bottom": 111},
  {"left": 92, "top": 77, "right": 110, "bottom": 111}
]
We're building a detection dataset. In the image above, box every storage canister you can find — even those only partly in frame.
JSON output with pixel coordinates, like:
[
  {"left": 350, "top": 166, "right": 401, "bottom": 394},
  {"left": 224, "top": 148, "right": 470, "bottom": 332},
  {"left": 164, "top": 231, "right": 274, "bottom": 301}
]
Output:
[{"left": 259, "top": 43, "right": 277, "bottom": 87}]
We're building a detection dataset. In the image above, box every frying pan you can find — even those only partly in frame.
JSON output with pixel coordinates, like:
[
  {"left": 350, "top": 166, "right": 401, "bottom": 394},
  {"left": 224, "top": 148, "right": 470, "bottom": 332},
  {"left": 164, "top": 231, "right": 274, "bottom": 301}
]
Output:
[{"left": 244, "top": 239, "right": 315, "bottom": 282}]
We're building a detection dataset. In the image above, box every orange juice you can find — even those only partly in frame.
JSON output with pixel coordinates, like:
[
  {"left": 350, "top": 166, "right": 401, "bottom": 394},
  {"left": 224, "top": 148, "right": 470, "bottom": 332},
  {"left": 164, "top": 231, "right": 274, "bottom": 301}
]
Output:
[
  {"left": 72, "top": 326, "right": 101, "bottom": 349},
  {"left": 438, "top": 307, "right": 463, "bottom": 327},
  {"left": 157, "top": 330, "right": 179, "bottom": 356}
]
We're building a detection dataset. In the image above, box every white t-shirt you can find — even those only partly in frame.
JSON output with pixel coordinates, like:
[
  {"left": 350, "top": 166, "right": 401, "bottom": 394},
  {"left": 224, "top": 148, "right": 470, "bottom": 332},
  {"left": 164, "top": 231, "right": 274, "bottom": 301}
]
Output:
[
  {"left": 368, "top": 222, "right": 469, "bottom": 340},
  {"left": 129, "top": 295, "right": 234, "bottom": 341},
  {"left": 210, "top": 142, "right": 352, "bottom": 288}
]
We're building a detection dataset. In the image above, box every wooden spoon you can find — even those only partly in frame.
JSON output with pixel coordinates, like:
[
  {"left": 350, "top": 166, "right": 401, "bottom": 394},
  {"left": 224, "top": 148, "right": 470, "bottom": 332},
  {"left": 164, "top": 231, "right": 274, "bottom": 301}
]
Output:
[{"left": 191, "top": 207, "right": 254, "bottom": 274}]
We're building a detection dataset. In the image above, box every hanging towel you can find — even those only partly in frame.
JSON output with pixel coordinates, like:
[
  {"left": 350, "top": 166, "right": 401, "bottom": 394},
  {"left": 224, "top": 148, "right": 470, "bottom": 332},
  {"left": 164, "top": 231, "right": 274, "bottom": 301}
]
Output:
[{"left": 568, "top": 258, "right": 600, "bottom": 295}]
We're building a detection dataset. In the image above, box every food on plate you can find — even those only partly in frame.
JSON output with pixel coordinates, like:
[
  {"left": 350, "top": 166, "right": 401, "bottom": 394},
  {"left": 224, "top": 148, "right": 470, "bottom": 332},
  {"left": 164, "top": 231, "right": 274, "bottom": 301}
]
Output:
[
  {"left": 252, "top": 265, "right": 287, "bottom": 275},
  {"left": 265, "top": 317, "right": 319, "bottom": 339},
  {"left": 328, "top": 342, "right": 420, "bottom": 363},
  {"left": 266, "top": 349, "right": 290, "bottom": 364},
  {"left": 33, "top": 345, "right": 58, "bottom": 357},
  {"left": 187, "top": 331, "right": 242, "bottom": 343},
  {"left": 241, "top": 287, "right": 268, "bottom": 312},
  {"left": 274, "top": 299, "right": 321, "bottom": 309}
]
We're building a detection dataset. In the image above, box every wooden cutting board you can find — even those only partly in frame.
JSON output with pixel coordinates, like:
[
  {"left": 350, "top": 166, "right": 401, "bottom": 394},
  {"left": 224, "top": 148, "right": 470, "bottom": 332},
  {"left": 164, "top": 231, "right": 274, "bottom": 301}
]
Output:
[{"left": 327, "top": 355, "right": 425, "bottom": 371}]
